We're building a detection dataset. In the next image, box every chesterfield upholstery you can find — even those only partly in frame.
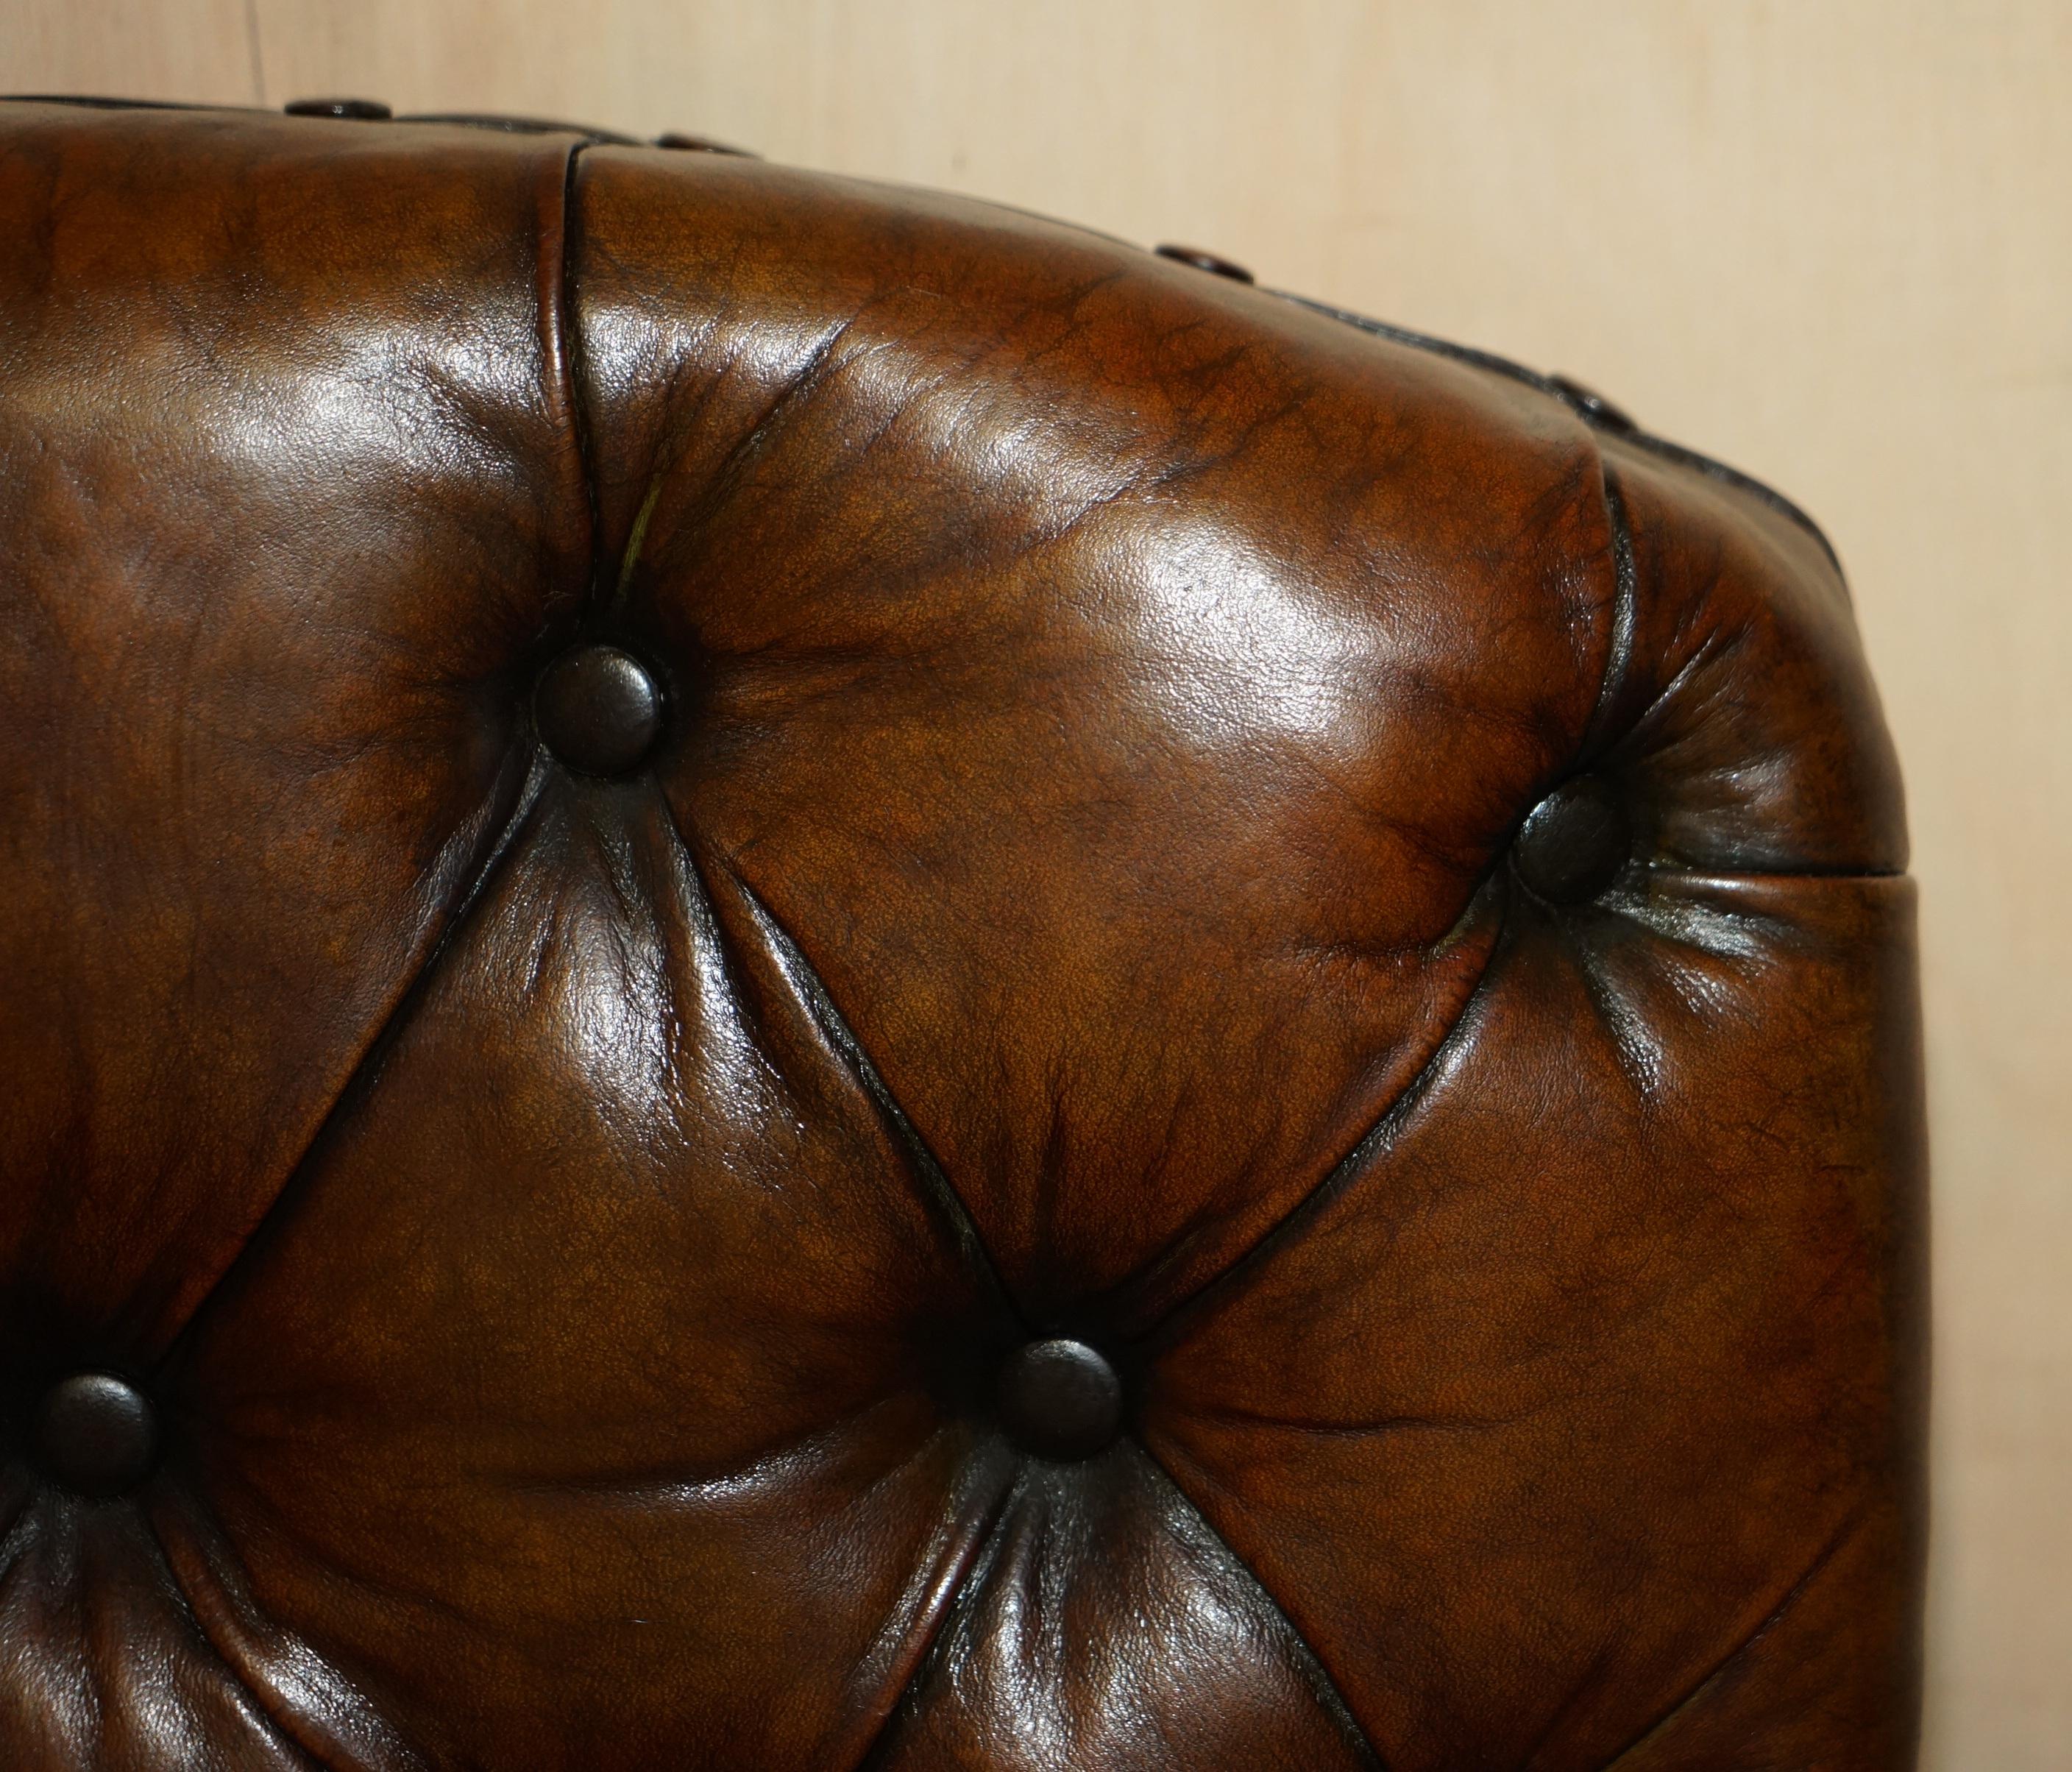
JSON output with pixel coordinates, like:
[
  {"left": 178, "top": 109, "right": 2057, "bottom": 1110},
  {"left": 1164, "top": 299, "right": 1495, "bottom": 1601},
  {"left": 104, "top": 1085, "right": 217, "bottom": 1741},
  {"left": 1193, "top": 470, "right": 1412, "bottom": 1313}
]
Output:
[{"left": 0, "top": 99, "right": 1926, "bottom": 1771}]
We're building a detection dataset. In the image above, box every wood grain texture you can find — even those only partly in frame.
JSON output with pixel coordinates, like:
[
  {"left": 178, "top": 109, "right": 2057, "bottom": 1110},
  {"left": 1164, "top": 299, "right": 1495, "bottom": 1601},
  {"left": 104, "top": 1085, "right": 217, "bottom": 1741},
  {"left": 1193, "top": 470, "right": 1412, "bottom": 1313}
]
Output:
[{"left": 4, "top": 5, "right": 2066, "bottom": 1768}]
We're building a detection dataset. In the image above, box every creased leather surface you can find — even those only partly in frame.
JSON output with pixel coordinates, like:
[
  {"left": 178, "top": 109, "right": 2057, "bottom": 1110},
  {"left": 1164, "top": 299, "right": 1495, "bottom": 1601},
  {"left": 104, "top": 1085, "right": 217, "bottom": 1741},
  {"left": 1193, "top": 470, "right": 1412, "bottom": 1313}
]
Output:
[
  {"left": 0, "top": 102, "right": 1924, "bottom": 1771},
  {"left": 0, "top": 105, "right": 591, "bottom": 1369}
]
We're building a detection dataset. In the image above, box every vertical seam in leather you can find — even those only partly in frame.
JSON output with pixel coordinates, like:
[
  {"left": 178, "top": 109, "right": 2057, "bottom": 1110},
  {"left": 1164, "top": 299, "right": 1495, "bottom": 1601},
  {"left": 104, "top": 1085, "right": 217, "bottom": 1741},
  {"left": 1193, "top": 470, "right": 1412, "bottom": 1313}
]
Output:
[
  {"left": 148, "top": 135, "right": 595, "bottom": 1364},
  {"left": 1578, "top": 461, "right": 1638, "bottom": 763},
  {"left": 555, "top": 137, "right": 610, "bottom": 614},
  {"left": 1611, "top": 428, "right": 1847, "bottom": 583}
]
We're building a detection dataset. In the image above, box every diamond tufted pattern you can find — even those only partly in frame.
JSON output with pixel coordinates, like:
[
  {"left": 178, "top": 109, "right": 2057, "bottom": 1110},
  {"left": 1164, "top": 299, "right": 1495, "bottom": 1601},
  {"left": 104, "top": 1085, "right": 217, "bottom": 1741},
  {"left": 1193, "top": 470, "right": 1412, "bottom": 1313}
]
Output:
[{"left": 0, "top": 102, "right": 1924, "bottom": 1771}]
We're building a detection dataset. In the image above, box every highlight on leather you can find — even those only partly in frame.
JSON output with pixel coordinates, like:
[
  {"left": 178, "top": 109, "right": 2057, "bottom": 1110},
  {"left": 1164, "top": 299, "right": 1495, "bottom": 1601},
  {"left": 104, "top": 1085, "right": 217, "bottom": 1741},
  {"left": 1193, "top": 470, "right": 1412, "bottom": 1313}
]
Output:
[{"left": 0, "top": 97, "right": 1925, "bottom": 1772}]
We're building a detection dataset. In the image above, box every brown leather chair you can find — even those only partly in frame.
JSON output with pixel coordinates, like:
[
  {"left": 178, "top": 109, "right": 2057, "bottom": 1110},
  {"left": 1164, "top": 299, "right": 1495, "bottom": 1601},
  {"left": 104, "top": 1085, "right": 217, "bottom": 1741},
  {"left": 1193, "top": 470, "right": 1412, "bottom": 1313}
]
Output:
[{"left": 0, "top": 98, "right": 1926, "bottom": 1772}]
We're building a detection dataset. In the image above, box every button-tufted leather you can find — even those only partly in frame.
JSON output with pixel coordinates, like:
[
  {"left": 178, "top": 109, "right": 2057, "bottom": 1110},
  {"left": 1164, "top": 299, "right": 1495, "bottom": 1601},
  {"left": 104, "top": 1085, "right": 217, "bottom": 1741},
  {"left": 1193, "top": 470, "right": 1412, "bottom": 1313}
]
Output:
[
  {"left": 1153, "top": 242, "right": 1257, "bottom": 283},
  {"left": 533, "top": 642, "right": 667, "bottom": 776},
  {"left": 0, "top": 99, "right": 1925, "bottom": 1771},
  {"left": 283, "top": 98, "right": 393, "bottom": 121},
  {"left": 1511, "top": 776, "right": 1633, "bottom": 904},
  {"left": 996, "top": 1339, "right": 1125, "bottom": 1462},
  {"left": 29, "top": 1375, "right": 160, "bottom": 1500}
]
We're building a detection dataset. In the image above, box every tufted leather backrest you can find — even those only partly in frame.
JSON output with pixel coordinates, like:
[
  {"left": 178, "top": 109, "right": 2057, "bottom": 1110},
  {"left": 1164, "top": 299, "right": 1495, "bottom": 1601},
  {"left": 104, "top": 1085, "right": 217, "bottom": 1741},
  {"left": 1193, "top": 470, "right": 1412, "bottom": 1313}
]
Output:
[{"left": 0, "top": 101, "right": 1925, "bottom": 1771}]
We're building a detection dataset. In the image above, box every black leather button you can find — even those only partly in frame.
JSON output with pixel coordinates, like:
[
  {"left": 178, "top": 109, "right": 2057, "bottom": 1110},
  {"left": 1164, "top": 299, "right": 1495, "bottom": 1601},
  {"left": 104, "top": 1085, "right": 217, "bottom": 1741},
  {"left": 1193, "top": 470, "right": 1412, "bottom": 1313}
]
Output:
[
  {"left": 31, "top": 1372, "right": 158, "bottom": 1498},
  {"left": 283, "top": 98, "right": 392, "bottom": 121},
  {"left": 997, "top": 1339, "right": 1123, "bottom": 1461},
  {"left": 1154, "top": 244, "right": 1256, "bottom": 284},
  {"left": 1550, "top": 373, "right": 1637, "bottom": 434},
  {"left": 534, "top": 643, "right": 664, "bottom": 776},
  {"left": 655, "top": 132, "right": 759, "bottom": 157},
  {"left": 1513, "top": 776, "right": 1633, "bottom": 904}
]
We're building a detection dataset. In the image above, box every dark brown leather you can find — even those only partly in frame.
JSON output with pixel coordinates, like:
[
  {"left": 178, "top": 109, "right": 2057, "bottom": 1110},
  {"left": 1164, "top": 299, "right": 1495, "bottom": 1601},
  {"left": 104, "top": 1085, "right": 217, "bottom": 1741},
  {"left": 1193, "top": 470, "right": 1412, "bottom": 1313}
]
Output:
[{"left": 0, "top": 99, "right": 1926, "bottom": 1771}]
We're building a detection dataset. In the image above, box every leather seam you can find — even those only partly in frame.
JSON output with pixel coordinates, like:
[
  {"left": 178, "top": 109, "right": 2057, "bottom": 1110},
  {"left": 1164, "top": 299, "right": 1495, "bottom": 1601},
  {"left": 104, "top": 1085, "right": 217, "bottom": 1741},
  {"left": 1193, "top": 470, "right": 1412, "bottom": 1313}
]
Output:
[
  {"left": 149, "top": 129, "right": 594, "bottom": 1364},
  {"left": 1607, "top": 426, "right": 1848, "bottom": 584},
  {"left": 850, "top": 1461, "right": 1030, "bottom": 1771},
  {"left": 153, "top": 759, "right": 551, "bottom": 1373},
  {"left": 143, "top": 132, "right": 594, "bottom": 1362},
  {"left": 1135, "top": 1439, "right": 1388, "bottom": 1771},
  {"left": 1266, "top": 288, "right": 1843, "bottom": 575},
  {"left": 134, "top": 1504, "right": 340, "bottom": 1772},
  {"left": 707, "top": 844, "right": 1033, "bottom": 1336},
  {"left": 1591, "top": 1499, "right": 1871, "bottom": 1771},
  {"left": 1138, "top": 874, "right": 1510, "bottom": 1352},
  {"left": 1578, "top": 461, "right": 1638, "bottom": 763},
  {"left": 557, "top": 136, "right": 610, "bottom": 618}
]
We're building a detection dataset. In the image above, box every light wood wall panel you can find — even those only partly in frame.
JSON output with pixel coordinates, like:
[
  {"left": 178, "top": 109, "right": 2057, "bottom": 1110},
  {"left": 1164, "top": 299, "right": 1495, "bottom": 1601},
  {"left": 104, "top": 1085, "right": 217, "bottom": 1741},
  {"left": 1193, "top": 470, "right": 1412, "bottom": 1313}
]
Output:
[
  {"left": 0, "top": 0, "right": 258, "bottom": 101},
  {"left": 4, "top": 4, "right": 2068, "bottom": 1767}
]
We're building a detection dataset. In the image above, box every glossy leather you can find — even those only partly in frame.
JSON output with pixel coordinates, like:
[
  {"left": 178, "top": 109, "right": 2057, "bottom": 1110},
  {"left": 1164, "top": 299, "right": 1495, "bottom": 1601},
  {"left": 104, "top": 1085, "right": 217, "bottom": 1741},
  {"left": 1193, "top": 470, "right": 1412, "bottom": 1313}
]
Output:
[{"left": 0, "top": 99, "right": 1926, "bottom": 1771}]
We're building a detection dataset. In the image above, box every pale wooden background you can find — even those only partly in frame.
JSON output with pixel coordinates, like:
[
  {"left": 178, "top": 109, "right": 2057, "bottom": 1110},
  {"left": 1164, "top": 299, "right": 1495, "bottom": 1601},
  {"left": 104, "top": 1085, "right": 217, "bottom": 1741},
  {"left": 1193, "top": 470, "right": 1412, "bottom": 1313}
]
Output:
[{"left": 5, "top": 4, "right": 2067, "bottom": 1766}]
